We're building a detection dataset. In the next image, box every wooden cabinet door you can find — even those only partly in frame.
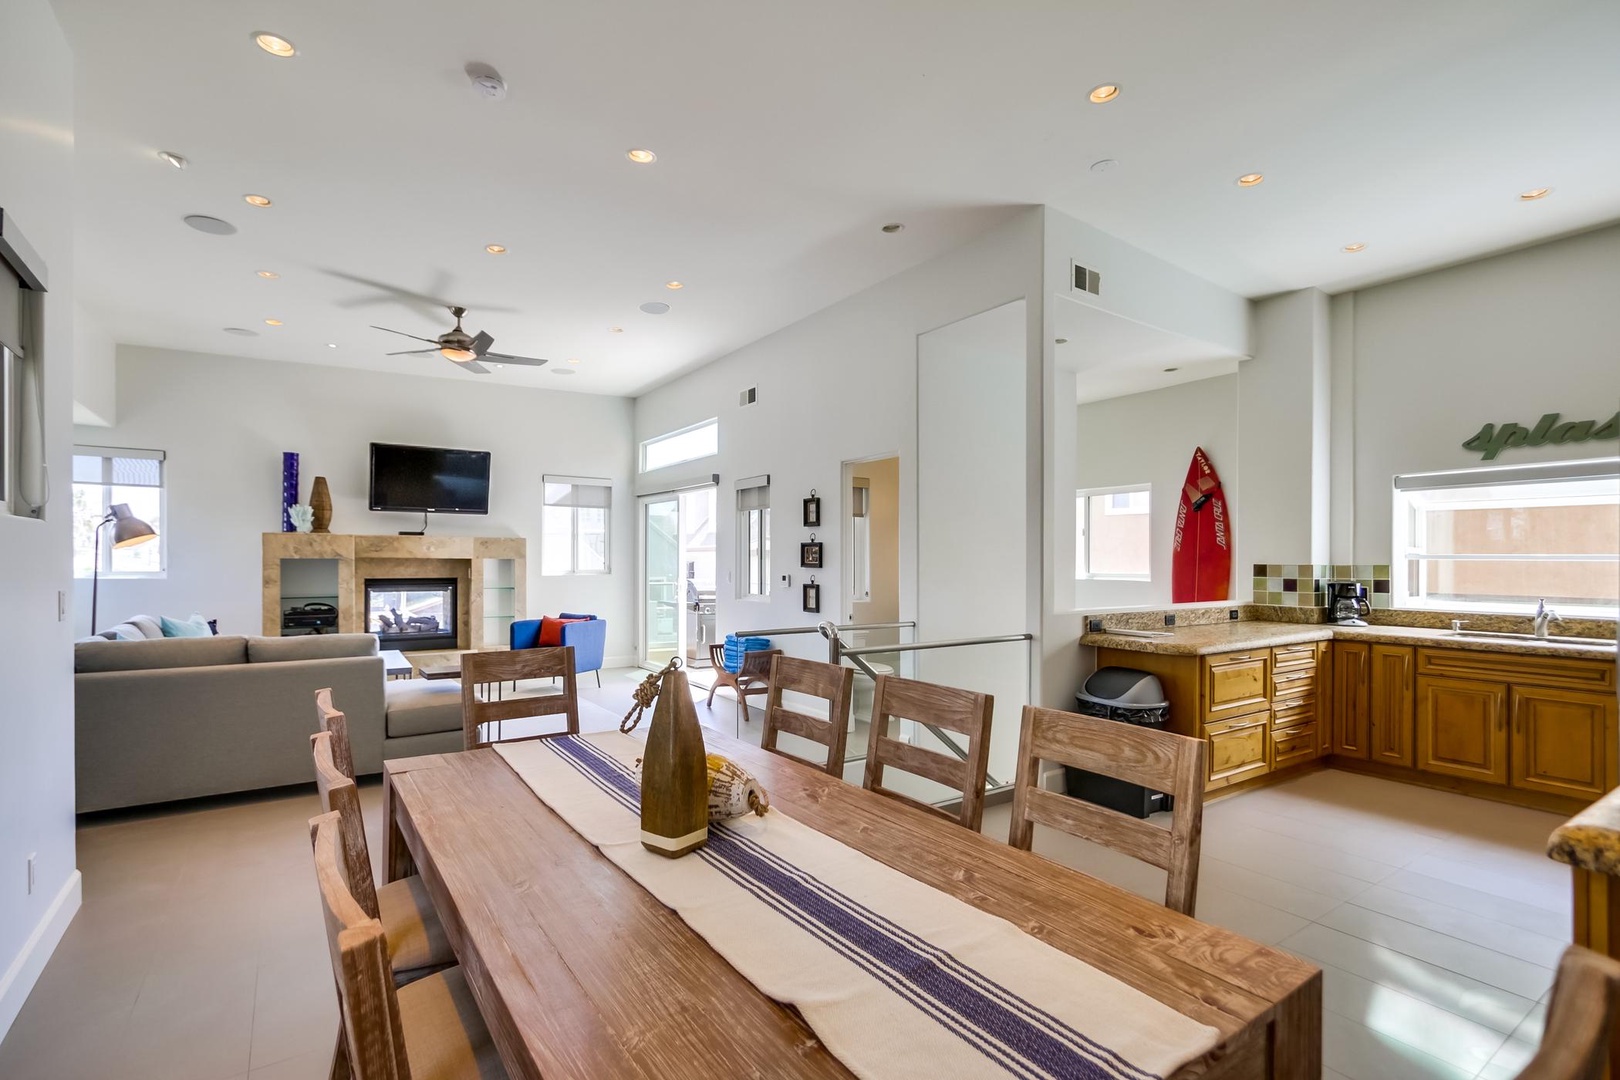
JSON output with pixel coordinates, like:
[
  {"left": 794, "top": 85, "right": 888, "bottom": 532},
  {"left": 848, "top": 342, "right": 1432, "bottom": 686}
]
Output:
[
  {"left": 1207, "top": 712, "right": 1270, "bottom": 787},
  {"left": 1368, "top": 645, "right": 1416, "bottom": 767},
  {"left": 1416, "top": 676, "right": 1508, "bottom": 784},
  {"left": 1510, "top": 686, "right": 1615, "bottom": 801},
  {"left": 1331, "top": 642, "right": 1370, "bottom": 759},
  {"left": 1205, "top": 653, "right": 1270, "bottom": 721}
]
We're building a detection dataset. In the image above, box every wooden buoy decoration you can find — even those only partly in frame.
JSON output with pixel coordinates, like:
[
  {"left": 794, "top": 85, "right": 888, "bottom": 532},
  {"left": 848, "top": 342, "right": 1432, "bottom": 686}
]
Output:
[
  {"left": 625, "top": 660, "right": 709, "bottom": 857},
  {"left": 309, "top": 476, "right": 333, "bottom": 534}
]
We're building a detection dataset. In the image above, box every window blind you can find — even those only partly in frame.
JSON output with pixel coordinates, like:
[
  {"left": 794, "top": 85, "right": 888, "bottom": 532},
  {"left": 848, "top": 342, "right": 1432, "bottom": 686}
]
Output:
[
  {"left": 543, "top": 475, "right": 611, "bottom": 509},
  {"left": 736, "top": 474, "right": 770, "bottom": 511},
  {"left": 74, "top": 446, "right": 166, "bottom": 487},
  {"left": 1394, "top": 457, "right": 1619, "bottom": 492}
]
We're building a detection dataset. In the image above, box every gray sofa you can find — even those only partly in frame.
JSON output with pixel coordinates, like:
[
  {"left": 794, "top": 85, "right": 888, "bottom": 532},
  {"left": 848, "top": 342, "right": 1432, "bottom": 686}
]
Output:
[{"left": 74, "top": 632, "right": 464, "bottom": 812}]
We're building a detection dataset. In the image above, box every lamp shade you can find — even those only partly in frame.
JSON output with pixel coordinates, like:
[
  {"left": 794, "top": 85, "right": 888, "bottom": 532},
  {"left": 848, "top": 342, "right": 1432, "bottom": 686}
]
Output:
[{"left": 108, "top": 503, "right": 157, "bottom": 547}]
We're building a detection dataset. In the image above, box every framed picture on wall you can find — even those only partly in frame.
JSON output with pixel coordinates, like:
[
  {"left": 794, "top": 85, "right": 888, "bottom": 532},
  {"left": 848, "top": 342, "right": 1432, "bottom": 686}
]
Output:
[
  {"left": 802, "top": 581, "right": 820, "bottom": 613},
  {"left": 803, "top": 494, "right": 820, "bottom": 528},
  {"left": 800, "top": 541, "right": 823, "bottom": 568}
]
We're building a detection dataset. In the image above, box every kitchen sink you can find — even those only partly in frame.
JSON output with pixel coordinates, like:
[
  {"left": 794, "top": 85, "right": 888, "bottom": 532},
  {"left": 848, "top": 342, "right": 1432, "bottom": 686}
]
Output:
[{"left": 1447, "top": 629, "right": 1617, "bottom": 648}]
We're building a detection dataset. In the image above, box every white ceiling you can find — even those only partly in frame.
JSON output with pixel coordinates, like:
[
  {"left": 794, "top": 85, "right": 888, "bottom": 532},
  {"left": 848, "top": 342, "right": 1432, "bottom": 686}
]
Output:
[
  {"left": 1054, "top": 295, "right": 1243, "bottom": 403},
  {"left": 54, "top": 0, "right": 1620, "bottom": 398}
]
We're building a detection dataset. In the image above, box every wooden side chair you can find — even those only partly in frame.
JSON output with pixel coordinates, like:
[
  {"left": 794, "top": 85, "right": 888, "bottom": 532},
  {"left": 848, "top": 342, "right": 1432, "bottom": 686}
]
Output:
[
  {"left": 462, "top": 647, "right": 580, "bottom": 750},
  {"left": 310, "top": 730, "right": 455, "bottom": 983},
  {"left": 862, "top": 675, "right": 994, "bottom": 831},
  {"left": 308, "top": 811, "right": 506, "bottom": 1080},
  {"left": 1515, "top": 945, "right": 1620, "bottom": 1080},
  {"left": 1008, "top": 705, "right": 1207, "bottom": 916},
  {"left": 315, "top": 687, "right": 355, "bottom": 779},
  {"left": 706, "top": 644, "right": 780, "bottom": 724},
  {"left": 761, "top": 656, "right": 855, "bottom": 776}
]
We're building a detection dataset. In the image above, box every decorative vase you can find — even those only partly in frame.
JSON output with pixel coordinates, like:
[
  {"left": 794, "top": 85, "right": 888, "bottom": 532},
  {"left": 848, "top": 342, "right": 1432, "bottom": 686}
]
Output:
[
  {"left": 640, "top": 666, "right": 709, "bottom": 857},
  {"left": 309, "top": 476, "right": 333, "bottom": 534},
  {"left": 281, "top": 452, "right": 299, "bottom": 532}
]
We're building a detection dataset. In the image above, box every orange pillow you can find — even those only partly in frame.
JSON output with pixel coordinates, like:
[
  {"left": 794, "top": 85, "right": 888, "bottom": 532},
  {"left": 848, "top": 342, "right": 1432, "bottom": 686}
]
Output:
[{"left": 538, "top": 616, "right": 586, "bottom": 647}]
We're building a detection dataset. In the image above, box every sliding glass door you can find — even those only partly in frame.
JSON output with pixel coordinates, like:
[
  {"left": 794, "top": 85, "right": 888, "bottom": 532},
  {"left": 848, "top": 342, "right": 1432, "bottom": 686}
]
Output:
[{"left": 641, "top": 494, "right": 681, "bottom": 668}]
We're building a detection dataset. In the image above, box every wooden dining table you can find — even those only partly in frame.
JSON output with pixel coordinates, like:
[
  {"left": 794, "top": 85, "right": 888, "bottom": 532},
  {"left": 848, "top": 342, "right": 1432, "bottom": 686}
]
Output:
[{"left": 382, "top": 729, "right": 1321, "bottom": 1079}]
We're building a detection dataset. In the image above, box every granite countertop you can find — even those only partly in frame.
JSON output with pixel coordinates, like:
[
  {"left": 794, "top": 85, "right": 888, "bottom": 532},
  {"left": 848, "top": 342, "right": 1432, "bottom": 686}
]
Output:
[
  {"left": 1548, "top": 787, "right": 1620, "bottom": 875},
  {"left": 1082, "top": 621, "right": 1617, "bottom": 660}
]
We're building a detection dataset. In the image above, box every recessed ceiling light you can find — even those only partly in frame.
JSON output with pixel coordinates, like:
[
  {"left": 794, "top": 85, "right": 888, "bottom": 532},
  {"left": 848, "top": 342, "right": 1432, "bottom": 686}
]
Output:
[
  {"left": 157, "top": 150, "right": 187, "bottom": 169},
  {"left": 325, "top": 343, "right": 338, "bottom": 349},
  {"left": 665, "top": 280, "right": 684, "bottom": 290},
  {"left": 626, "top": 149, "right": 657, "bottom": 164},
  {"left": 609, "top": 326, "right": 624, "bottom": 334},
  {"left": 1163, "top": 367, "right": 1180, "bottom": 373},
  {"left": 252, "top": 32, "right": 296, "bottom": 58},
  {"left": 1341, "top": 242, "right": 1367, "bottom": 253},
  {"left": 485, "top": 243, "right": 507, "bottom": 254},
  {"left": 244, "top": 194, "right": 272, "bottom": 207},
  {"left": 183, "top": 214, "right": 236, "bottom": 235},
  {"left": 881, "top": 223, "right": 904, "bottom": 234},
  {"left": 256, "top": 269, "right": 279, "bottom": 279},
  {"left": 264, "top": 318, "right": 283, "bottom": 327},
  {"left": 552, "top": 368, "right": 576, "bottom": 376},
  {"left": 1519, "top": 187, "right": 1552, "bottom": 201},
  {"left": 639, "top": 301, "right": 670, "bottom": 315},
  {"left": 223, "top": 327, "right": 257, "bottom": 336},
  {"left": 1088, "top": 84, "right": 1121, "bottom": 104},
  {"left": 1236, "top": 173, "right": 1264, "bottom": 187},
  {"left": 567, "top": 357, "right": 581, "bottom": 365}
]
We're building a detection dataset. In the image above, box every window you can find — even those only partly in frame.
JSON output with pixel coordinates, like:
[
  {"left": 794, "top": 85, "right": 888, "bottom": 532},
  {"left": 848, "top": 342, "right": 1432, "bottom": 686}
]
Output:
[
  {"left": 849, "top": 477, "right": 871, "bottom": 602},
  {"left": 541, "top": 475, "right": 611, "bottom": 575},
  {"left": 72, "top": 447, "right": 166, "bottom": 577},
  {"left": 1076, "top": 485, "right": 1150, "bottom": 579},
  {"left": 641, "top": 418, "right": 718, "bottom": 473},
  {"left": 737, "top": 475, "right": 770, "bottom": 597},
  {"left": 1394, "top": 460, "right": 1618, "bottom": 616}
]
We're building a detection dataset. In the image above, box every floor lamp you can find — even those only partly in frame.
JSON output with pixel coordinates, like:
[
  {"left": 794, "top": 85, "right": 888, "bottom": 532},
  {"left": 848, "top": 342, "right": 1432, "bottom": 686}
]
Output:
[{"left": 92, "top": 503, "right": 157, "bottom": 635}]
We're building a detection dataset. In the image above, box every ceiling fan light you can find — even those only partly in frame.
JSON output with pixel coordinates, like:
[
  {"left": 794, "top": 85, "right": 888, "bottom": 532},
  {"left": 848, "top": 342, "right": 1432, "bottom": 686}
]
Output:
[{"left": 440, "top": 346, "right": 477, "bottom": 362}]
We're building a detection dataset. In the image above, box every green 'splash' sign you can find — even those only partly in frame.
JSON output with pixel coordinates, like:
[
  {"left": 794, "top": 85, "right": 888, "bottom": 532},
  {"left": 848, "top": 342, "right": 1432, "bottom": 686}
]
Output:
[{"left": 1463, "top": 412, "right": 1619, "bottom": 460}]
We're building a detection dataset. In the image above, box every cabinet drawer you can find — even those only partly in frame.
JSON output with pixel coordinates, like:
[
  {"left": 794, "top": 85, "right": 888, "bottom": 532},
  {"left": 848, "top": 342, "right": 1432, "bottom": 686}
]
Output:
[
  {"left": 1271, "top": 695, "right": 1316, "bottom": 728},
  {"left": 1271, "top": 726, "right": 1318, "bottom": 770},
  {"left": 1273, "top": 644, "right": 1319, "bottom": 671},
  {"left": 1205, "top": 654, "right": 1271, "bottom": 720},
  {"left": 1273, "top": 668, "right": 1317, "bottom": 697},
  {"left": 1416, "top": 648, "right": 1615, "bottom": 694},
  {"left": 1207, "top": 711, "right": 1270, "bottom": 786}
]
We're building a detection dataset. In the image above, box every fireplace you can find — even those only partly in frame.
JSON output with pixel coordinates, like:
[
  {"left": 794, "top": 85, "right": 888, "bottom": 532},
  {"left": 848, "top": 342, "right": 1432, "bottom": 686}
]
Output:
[{"left": 366, "top": 577, "right": 458, "bottom": 651}]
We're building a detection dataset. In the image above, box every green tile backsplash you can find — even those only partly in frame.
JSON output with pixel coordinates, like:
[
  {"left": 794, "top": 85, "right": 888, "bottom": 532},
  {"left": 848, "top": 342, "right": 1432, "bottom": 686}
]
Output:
[{"left": 1252, "top": 563, "right": 1391, "bottom": 608}]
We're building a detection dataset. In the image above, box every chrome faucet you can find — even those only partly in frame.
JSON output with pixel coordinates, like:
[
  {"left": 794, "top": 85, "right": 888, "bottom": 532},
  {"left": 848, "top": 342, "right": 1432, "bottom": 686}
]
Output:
[{"left": 1533, "top": 599, "right": 1561, "bottom": 639}]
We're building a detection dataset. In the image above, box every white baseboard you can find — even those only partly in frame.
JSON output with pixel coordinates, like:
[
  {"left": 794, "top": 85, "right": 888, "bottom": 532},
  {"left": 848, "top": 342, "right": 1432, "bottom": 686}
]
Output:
[
  {"left": 0, "top": 869, "right": 82, "bottom": 1042},
  {"left": 604, "top": 654, "right": 638, "bottom": 671}
]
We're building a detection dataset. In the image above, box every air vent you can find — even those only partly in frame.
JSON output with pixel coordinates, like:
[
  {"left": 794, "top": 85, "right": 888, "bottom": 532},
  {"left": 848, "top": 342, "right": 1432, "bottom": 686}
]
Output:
[
  {"left": 739, "top": 386, "right": 757, "bottom": 407},
  {"left": 1071, "top": 261, "right": 1101, "bottom": 295}
]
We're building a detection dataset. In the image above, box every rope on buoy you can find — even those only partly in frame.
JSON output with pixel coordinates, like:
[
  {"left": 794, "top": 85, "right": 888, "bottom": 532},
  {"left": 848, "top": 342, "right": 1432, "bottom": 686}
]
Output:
[{"left": 621, "top": 656, "right": 682, "bottom": 733}]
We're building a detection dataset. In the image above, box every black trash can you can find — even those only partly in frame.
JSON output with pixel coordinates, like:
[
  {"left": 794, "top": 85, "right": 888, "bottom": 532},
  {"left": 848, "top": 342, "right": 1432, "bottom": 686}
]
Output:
[{"left": 1066, "top": 667, "right": 1173, "bottom": 819}]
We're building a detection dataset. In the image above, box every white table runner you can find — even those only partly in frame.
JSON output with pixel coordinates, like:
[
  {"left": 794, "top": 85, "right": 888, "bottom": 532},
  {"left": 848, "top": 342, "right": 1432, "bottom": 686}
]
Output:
[{"left": 496, "top": 732, "right": 1220, "bottom": 1080}]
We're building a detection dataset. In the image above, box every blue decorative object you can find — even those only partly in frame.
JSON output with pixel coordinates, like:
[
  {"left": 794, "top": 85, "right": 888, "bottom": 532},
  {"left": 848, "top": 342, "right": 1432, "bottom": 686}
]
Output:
[{"left": 281, "top": 452, "right": 300, "bottom": 531}]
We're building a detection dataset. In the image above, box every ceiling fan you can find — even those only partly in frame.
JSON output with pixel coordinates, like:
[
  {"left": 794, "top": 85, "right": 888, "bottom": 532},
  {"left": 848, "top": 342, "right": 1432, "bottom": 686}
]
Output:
[{"left": 372, "top": 306, "right": 547, "bottom": 374}]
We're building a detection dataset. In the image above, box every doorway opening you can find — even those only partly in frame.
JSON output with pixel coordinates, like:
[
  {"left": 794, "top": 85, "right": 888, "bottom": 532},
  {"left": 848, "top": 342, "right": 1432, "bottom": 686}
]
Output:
[{"left": 640, "top": 485, "right": 718, "bottom": 670}]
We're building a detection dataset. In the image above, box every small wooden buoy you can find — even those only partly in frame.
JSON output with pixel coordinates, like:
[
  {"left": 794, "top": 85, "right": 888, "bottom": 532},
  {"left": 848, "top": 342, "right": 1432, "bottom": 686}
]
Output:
[
  {"left": 640, "top": 665, "right": 708, "bottom": 857},
  {"left": 309, "top": 476, "right": 333, "bottom": 534}
]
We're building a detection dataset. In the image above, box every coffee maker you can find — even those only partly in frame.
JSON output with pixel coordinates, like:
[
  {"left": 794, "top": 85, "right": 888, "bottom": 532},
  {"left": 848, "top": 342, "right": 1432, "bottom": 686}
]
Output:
[{"left": 1328, "top": 581, "right": 1371, "bottom": 625}]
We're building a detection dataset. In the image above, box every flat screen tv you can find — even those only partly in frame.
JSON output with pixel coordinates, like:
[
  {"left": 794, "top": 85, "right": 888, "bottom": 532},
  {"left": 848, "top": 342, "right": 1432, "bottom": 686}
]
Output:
[{"left": 368, "top": 442, "right": 491, "bottom": 515}]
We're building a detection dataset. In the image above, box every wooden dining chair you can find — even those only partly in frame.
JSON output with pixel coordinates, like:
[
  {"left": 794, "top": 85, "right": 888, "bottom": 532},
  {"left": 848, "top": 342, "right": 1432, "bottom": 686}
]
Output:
[
  {"left": 706, "top": 645, "right": 780, "bottom": 723},
  {"left": 308, "top": 811, "right": 507, "bottom": 1080},
  {"left": 1007, "top": 705, "right": 1208, "bottom": 916},
  {"left": 461, "top": 647, "right": 580, "bottom": 750},
  {"left": 315, "top": 687, "right": 355, "bottom": 780},
  {"left": 311, "top": 731, "right": 455, "bottom": 983},
  {"left": 1514, "top": 945, "right": 1620, "bottom": 1080},
  {"left": 862, "top": 675, "right": 994, "bottom": 831},
  {"left": 761, "top": 656, "right": 855, "bottom": 776}
]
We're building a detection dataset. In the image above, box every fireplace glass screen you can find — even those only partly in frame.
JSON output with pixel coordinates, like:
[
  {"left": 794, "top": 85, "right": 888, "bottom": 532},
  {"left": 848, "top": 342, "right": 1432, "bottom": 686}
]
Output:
[{"left": 366, "top": 577, "right": 458, "bottom": 651}]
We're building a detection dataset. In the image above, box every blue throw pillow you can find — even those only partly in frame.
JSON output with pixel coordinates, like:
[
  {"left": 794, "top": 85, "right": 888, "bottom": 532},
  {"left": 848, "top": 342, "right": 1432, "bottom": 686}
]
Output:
[{"left": 160, "top": 614, "right": 212, "bottom": 638}]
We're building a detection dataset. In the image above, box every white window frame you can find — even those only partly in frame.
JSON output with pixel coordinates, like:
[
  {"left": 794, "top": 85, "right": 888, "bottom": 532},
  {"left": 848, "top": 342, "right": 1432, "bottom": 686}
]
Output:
[
  {"left": 541, "top": 474, "right": 612, "bottom": 575},
  {"left": 640, "top": 417, "right": 718, "bottom": 473},
  {"left": 736, "top": 474, "right": 770, "bottom": 599},
  {"left": 1392, "top": 458, "right": 1619, "bottom": 616},
  {"left": 1076, "top": 484, "right": 1151, "bottom": 581},
  {"left": 72, "top": 445, "right": 167, "bottom": 578}
]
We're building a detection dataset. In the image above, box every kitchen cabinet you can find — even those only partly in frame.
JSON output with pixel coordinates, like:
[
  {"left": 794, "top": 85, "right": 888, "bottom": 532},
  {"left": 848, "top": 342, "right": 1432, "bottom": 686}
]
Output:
[
  {"left": 1416, "top": 675, "right": 1509, "bottom": 785},
  {"left": 1331, "top": 642, "right": 1370, "bottom": 759},
  {"left": 1510, "top": 686, "right": 1615, "bottom": 801},
  {"left": 1368, "top": 644, "right": 1416, "bottom": 768},
  {"left": 1204, "top": 653, "right": 1269, "bottom": 721},
  {"left": 1208, "top": 712, "right": 1270, "bottom": 786}
]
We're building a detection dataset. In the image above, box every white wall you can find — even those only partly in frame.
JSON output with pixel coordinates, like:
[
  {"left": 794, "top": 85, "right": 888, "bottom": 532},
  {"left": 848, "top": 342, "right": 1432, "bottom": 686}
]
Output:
[
  {"left": 73, "top": 347, "right": 637, "bottom": 660},
  {"left": 1074, "top": 374, "right": 1240, "bottom": 609},
  {"left": 1346, "top": 224, "right": 1620, "bottom": 562},
  {"left": 0, "top": 0, "right": 81, "bottom": 1040},
  {"left": 71, "top": 303, "right": 114, "bottom": 427}
]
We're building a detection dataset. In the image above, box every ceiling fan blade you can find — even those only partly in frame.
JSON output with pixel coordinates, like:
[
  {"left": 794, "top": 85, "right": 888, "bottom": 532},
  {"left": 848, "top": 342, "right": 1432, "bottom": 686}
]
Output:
[
  {"left": 320, "top": 268, "right": 520, "bottom": 314},
  {"left": 371, "top": 326, "right": 442, "bottom": 345},
  {"left": 470, "top": 330, "right": 494, "bottom": 357},
  {"left": 451, "top": 359, "right": 492, "bottom": 375},
  {"left": 386, "top": 348, "right": 441, "bottom": 356},
  {"left": 481, "top": 352, "right": 548, "bottom": 367}
]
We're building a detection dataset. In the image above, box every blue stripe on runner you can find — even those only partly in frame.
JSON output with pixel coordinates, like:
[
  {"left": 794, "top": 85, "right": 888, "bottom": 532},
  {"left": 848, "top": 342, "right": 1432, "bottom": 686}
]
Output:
[{"left": 540, "top": 736, "right": 1165, "bottom": 1080}]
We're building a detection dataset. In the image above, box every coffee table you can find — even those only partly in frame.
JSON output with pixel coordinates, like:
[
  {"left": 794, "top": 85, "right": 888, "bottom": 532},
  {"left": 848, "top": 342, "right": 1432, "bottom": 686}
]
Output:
[{"left": 409, "top": 650, "right": 468, "bottom": 680}]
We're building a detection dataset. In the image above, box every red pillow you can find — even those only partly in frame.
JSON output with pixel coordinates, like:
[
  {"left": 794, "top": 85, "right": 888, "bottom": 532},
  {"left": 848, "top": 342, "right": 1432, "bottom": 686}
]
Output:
[{"left": 539, "top": 616, "right": 586, "bottom": 647}]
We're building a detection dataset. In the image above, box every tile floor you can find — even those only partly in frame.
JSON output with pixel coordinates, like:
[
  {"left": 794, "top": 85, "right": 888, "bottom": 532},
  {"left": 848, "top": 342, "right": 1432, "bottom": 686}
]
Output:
[{"left": 0, "top": 668, "right": 1571, "bottom": 1080}]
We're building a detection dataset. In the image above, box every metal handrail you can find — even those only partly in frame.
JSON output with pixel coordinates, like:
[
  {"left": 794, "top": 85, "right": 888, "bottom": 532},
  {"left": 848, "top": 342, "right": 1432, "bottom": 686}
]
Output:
[
  {"left": 839, "top": 633, "right": 1032, "bottom": 657},
  {"left": 732, "top": 620, "right": 916, "bottom": 639}
]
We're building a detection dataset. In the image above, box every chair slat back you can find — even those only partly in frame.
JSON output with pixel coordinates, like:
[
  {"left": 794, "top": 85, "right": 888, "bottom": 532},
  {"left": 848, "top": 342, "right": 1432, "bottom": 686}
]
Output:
[
  {"left": 1515, "top": 945, "right": 1620, "bottom": 1080},
  {"left": 315, "top": 687, "right": 355, "bottom": 780},
  {"left": 762, "top": 656, "right": 855, "bottom": 776},
  {"left": 739, "top": 648, "right": 778, "bottom": 678},
  {"left": 311, "top": 730, "right": 380, "bottom": 919},
  {"left": 462, "top": 646, "right": 580, "bottom": 749},
  {"left": 309, "top": 811, "right": 411, "bottom": 1080},
  {"left": 862, "top": 675, "right": 993, "bottom": 831},
  {"left": 1008, "top": 706, "right": 1207, "bottom": 916}
]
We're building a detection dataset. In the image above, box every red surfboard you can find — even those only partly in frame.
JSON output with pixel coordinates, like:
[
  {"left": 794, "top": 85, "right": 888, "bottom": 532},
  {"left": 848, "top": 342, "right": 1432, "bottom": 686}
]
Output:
[{"left": 1171, "top": 447, "right": 1231, "bottom": 603}]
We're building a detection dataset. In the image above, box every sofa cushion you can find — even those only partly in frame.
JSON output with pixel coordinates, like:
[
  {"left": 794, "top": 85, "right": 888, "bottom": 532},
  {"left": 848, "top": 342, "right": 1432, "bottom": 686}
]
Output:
[
  {"left": 539, "top": 616, "right": 586, "bottom": 647},
  {"left": 248, "top": 634, "right": 380, "bottom": 664},
  {"left": 160, "top": 614, "right": 212, "bottom": 638},
  {"left": 127, "top": 614, "right": 165, "bottom": 639},
  {"left": 385, "top": 680, "right": 464, "bottom": 739},
  {"left": 75, "top": 635, "right": 249, "bottom": 674}
]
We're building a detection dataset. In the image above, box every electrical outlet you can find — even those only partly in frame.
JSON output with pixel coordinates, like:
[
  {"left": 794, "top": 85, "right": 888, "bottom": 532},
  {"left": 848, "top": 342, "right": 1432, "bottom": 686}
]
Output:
[
  {"left": 1228, "top": 608, "right": 1240, "bottom": 621},
  {"left": 27, "top": 853, "right": 36, "bottom": 895},
  {"left": 780, "top": 573, "right": 792, "bottom": 588},
  {"left": 1164, "top": 613, "right": 1176, "bottom": 627},
  {"left": 1087, "top": 618, "right": 1103, "bottom": 633}
]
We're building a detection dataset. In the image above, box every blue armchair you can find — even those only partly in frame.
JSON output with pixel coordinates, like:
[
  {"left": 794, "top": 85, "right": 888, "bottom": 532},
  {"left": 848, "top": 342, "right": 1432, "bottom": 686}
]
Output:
[{"left": 510, "top": 614, "right": 606, "bottom": 686}]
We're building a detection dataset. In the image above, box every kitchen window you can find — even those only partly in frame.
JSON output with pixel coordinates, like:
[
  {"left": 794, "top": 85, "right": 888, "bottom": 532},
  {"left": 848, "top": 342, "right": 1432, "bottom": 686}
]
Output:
[
  {"left": 641, "top": 418, "right": 718, "bottom": 473},
  {"left": 72, "top": 446, "right": 166, "bottom": 577},
  {"left": 1077, "top": 485, "right": 1151, "bottom": 580},
  {"left": 737, "top": 475, "right": 770, "bottom": 598},
  {"left": 541, "top": 475, "right": 611, "bottom": 575},
  {"left": 1393, "top": 459, "right": 1619, "bottom": 616}
]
